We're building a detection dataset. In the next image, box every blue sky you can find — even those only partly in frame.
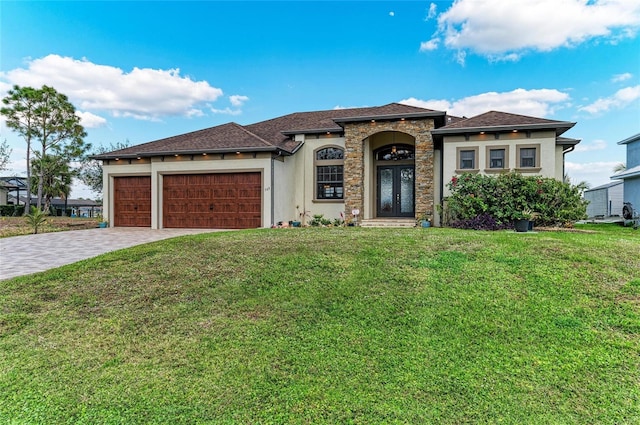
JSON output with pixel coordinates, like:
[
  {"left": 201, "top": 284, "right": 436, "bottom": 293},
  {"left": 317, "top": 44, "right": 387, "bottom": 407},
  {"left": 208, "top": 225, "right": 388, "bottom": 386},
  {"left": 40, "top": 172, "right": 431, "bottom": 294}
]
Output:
[{"left": 1, "top": 0, "right": 639, "bottom": 198}]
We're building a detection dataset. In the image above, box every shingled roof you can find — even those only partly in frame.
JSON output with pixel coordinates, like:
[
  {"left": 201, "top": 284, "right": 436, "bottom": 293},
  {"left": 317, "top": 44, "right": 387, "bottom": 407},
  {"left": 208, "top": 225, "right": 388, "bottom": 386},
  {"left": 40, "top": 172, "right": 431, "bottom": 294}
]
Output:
[
  {"left": 94, "top": 103, "right": 445, "bottom": 159},
  {"left": 431, "top": 111, "right": 576, "bottom": 136}
]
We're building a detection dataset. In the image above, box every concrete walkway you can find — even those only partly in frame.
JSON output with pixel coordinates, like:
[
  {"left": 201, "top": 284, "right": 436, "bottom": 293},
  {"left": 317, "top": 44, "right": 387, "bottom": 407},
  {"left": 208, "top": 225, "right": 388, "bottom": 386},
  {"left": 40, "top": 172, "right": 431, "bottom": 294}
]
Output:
[{"left": 0, "top": 228, "right": 219, "bottom": 280}]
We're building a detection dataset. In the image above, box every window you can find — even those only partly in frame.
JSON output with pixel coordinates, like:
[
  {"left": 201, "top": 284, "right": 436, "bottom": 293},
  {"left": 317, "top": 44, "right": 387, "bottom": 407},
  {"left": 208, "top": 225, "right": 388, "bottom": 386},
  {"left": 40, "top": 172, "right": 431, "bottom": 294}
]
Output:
[
  {"left": 485, "top": 146, "right": 509, "bottom": 171},
  {"left": 315, "top": 146, "right": 344, "bottom": 200},
  {"left": 460, "top": 150, "right": 475, "bottom": 169},
  {"left": 376, "top": 144, "right": 415, "bottom": 161},
  {"left": 489, "top": 148, "right": 505, "bottom": 168},
  {"left": 520, "top": 147, "right": 536, "bottom": 168}
]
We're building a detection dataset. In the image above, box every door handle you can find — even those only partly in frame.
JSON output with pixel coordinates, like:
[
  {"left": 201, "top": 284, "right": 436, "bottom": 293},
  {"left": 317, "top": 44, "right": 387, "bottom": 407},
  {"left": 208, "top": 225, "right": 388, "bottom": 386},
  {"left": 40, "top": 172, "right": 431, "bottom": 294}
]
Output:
[{"left": 209, "top": 204, "right": 214, "bottom": 211}]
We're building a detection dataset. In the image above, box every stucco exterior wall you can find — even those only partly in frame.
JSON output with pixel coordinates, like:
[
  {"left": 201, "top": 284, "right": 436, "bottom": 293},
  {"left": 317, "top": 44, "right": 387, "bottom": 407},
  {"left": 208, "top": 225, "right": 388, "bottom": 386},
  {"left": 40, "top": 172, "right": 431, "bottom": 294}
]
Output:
[
  {"left": 442, "top": 130, "right": 561, "bottom": 196},
  {"left": 302, "top": 134, "right": 346, "bottom": 222}
]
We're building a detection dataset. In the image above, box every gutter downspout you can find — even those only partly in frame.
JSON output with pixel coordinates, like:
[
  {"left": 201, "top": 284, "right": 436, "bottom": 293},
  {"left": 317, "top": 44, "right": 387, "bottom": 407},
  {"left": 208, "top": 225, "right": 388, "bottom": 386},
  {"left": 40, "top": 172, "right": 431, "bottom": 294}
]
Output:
[
  {"left": 562, "top": 145, "right": 575, "bottom": 183},
  {"left": 271, "top": 150, "right": 284, "bottom": 227},
  {"left": 439, "top": 146, "right": 445, "bottom": 226}
]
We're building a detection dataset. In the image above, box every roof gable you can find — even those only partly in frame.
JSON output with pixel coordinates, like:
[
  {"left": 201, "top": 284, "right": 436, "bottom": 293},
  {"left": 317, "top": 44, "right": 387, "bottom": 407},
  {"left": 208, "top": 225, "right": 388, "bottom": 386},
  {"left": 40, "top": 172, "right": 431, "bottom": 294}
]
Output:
[{"left": 432, "top": 110, "right": 575, "bottom": 136}]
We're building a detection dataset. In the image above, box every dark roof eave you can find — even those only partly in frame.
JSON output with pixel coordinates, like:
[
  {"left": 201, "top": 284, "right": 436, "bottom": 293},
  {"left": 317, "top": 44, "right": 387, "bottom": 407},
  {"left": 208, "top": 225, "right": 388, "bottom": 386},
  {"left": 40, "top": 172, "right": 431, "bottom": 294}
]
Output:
[
  {"left": 557, "top": 137, "right": 581, "bottom": 146},
  {"left": 92, "top": 146, "right": 282, "bottom": 160},
  {"left": 281, "top": 127, "right": 343, "bottom": 136},
  {"left": 433, "top": 121, "right": 576, "bottom": 136},
  {"left": 332, "top": 111, "right": 446, "bottom": 124}
]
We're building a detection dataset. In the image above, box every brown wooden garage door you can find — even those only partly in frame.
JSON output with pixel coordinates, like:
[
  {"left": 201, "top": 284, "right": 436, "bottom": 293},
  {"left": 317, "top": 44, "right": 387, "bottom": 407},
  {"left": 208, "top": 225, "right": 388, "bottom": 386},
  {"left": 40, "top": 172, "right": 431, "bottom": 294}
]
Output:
[
  {"left": 163, "top": 173, "right": 262, "bottom": 229},
  {"left": 114, "top": 176, "right": 152, "bottom": 227}
]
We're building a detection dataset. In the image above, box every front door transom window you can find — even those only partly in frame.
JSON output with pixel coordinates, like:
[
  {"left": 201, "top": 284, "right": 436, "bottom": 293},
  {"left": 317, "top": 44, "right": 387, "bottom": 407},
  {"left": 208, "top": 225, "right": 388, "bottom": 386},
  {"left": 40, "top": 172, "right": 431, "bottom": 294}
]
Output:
[{"left": 376, "top": 144, "right": 415, "bottom": 161}]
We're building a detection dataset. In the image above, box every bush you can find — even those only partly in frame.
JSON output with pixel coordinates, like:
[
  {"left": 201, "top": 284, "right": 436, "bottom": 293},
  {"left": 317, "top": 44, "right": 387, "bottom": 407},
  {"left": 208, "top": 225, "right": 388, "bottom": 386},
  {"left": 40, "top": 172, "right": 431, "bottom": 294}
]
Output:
[
  {"left": 451, "top": 213, "right": 512, "bottom": 231},
  {"left": 445, "top": 172, "right": 587, "bottom": 228},
  {"left": 24, "top": 206, "right": 49, "bottom": 234},
  {"left": 0, "top": 205, "right": 25, "bottom": 216}
]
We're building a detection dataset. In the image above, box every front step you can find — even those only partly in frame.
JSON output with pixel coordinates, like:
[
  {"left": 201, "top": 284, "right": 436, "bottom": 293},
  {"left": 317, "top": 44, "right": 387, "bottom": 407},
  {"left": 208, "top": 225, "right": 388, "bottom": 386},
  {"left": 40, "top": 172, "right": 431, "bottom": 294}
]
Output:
[{"left": 359, "top": 218, "right": 416, "bottom": 228}]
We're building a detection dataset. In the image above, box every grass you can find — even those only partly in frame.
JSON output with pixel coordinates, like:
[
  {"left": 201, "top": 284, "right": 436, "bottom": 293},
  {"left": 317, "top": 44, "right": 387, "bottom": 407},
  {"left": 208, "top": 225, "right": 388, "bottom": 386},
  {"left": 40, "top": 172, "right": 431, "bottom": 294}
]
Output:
[
  {"left": 1, "top": 224, "right": 639, "bottom": 423},
  {"left": 0, "top": 216, "right": 99, "bottom": 238}
]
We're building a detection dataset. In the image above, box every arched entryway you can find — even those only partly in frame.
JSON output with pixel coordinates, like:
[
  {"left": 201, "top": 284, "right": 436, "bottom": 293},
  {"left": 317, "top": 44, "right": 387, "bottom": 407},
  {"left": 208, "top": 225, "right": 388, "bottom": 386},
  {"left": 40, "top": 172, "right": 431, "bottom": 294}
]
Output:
[{"left": 374, "top": 144, "right": 415, "bottom": 218}]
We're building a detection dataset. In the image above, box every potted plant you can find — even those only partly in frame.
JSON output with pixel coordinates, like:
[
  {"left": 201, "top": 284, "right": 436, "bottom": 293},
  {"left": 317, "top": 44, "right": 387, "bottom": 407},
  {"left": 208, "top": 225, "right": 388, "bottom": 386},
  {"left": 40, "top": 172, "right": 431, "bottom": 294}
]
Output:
[
  {"left": 417, "top": 212, "right": 431, "bottom": 228},
  {"left": 514, "top": 209, "right": 538, "bottom": 232},
  {"left": 293, "top": 205, "right": 309, "bottom": 227},
  {"left": 96, "top": 214, "right": 108, "bottom": 228}
]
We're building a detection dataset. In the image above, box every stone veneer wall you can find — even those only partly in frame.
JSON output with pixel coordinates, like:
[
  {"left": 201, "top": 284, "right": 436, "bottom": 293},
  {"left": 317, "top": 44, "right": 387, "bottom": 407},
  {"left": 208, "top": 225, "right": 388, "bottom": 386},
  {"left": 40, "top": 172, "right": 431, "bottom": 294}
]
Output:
[{"left": 343, "top": 118, "right": 435, "bottom": 221}]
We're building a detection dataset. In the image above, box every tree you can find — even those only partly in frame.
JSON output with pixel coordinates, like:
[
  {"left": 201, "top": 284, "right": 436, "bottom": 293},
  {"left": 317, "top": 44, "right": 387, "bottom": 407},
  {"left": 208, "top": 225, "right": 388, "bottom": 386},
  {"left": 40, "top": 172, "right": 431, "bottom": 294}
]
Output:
[
  {"left": 79, "top": 140, "right": 131, "bottom": 194},
  {"left": 1, "top": 85, "right": 89, "bottom": 212},
  {"left": 30, "top": 154, "right": 73, "bottom": 213},
  {"left": 24, "top": 206, "right": 48, "bottom": 234},
  {"left": 1, "top": 86, "right": 40, "bottom": 213},
  {"left": 613, "top": 163, "right": 626, "bottom": 173},
  {"left": 0, "top": 139, "right": 12, "bottom": 171}
]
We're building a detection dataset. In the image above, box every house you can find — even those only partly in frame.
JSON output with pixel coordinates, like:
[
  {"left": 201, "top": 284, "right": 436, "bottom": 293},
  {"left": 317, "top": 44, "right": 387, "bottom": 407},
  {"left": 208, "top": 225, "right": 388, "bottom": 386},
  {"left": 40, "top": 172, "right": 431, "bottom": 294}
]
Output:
[
  {"left": 95, "top": 103, "right": 580, "bottom": 229},
  {"left": 0, "top": 181, "right": 10, "bottom": 205},
  {"left": 583, "top": 181, "right": 624, "bottom": 218},
  {"left": 7, "top": 195, "right": 102, "bottom": 217},
  {"left": 612, "top": 133, "right": 640, "bottom": 219},
  {"left": 0, "top": 177, "right": 28, "bottom": 206}
]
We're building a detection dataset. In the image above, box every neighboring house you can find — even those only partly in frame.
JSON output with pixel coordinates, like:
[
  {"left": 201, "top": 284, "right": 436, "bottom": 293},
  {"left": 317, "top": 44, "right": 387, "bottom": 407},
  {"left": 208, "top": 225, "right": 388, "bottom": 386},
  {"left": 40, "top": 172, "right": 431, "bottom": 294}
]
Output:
[
  {"left": 583, "top": 181, "right": 624, "bottom": 218},
  {"left": 0, "top": 181, "right": 10, "bottom": 205},
  {"left": 8, "top": 195, "right": 102, "bottom": 217},
  {"left": 612, "top": 133, "right": 640, "bottom": 218},
  {"left": 0, "top": 177, "right": 28, "bottom": 205},
  {"left": 94, "top": 103, "right": 580, "bottom": 229}
]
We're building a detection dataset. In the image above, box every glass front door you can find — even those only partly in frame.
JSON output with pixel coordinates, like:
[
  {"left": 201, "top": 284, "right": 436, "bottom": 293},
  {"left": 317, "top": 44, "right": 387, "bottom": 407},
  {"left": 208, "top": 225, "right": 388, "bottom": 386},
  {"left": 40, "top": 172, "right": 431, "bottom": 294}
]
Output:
[{"left": 377, "top": 165, "right": 415, "bottom": 217}]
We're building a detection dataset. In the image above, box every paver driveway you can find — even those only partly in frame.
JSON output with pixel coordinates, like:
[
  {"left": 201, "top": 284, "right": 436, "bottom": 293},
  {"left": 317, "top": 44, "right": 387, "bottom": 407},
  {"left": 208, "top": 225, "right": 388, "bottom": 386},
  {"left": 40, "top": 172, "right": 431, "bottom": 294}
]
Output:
[{"left": 0, "top": 227, "right": 218, "bottom": 280}]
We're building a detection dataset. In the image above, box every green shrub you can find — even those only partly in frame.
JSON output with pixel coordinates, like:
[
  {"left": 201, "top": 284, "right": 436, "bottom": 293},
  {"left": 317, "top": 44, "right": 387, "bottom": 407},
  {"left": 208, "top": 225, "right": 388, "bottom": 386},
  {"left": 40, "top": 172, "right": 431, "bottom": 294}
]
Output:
[
  {"left": 0, "top": 205, "right": 25, "bottom": 216},
  {"left": 24, "top": 206, "right": 49, "bottom": 234},
  {"left": 445, "top": 172, "right": 587, "bottom": 227}
]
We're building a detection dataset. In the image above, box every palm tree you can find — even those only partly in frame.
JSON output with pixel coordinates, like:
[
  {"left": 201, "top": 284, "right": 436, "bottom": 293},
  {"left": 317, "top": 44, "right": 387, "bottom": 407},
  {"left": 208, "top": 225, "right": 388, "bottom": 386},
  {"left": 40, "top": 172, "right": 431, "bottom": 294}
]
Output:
[
  {"left": 30, "top": 154, "right": 73, "bottom": 213},
  {"left": 613, "top": 163, "right": 626, "bottom": 173}
]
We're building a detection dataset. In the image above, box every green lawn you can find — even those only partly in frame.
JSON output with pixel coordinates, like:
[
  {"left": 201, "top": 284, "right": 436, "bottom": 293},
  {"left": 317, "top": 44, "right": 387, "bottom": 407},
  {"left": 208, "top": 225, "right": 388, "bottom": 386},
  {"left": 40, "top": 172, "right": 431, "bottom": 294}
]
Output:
[{"left": 1, "top": 225, "right": 639, "bottom": 424}]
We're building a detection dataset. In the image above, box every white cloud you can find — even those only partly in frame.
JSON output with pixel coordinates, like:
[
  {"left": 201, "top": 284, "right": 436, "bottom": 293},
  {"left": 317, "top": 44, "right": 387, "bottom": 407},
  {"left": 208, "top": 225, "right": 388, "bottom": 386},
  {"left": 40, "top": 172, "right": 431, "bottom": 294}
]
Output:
[
  {"left": 612, "top": 72, "right": 633, "bottom": 83},
  {"left": 426, "top": 0, "right": 640, "bottom": 60},
  {"left": 230, "top": 95, "right": 249, "bottom": 107},
  {"left": 400, "top": 88, "right": 570, "bottom": 118},
  {"left": 579, "top": 85, "right": 640, "bottom": 114},
  {"left": 419, "top": 38, "right": 440, "bottom": 52},
  {"left": 426, "top": 3, "right": 437, "bottom": 20},
  {"left": 210, "top": 107, "right": 243, "bottom": 116},
  {"left": 573, "top": 139, "right": 607, "bottom": 153},
  {"left": 0, "top": 54, "right": 224, "bottom": 121},
  {"left": 75, "top": 111, "right": 107, "bottom": 128},
  {"left": 210, "top": 95, "right": 250, "bottom": 116},
  {"left": 389, "top": 11, "right": 395, "bottom": 17},
  {"left": 565, "top": 161, "right": 622, "bottom": 187}
]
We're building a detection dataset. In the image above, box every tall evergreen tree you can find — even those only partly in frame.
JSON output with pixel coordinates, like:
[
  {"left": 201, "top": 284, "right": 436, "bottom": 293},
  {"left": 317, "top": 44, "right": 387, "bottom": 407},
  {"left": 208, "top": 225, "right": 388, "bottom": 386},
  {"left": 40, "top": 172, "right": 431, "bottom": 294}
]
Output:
[{"left": 1, "top": 85, "right": 89, "bottom": 212}]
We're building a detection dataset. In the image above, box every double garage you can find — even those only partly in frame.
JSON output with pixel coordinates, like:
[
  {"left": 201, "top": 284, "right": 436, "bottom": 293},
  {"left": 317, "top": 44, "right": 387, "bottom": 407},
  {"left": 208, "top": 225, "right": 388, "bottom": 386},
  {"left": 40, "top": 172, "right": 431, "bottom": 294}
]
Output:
[{"left": 113, "top": 173, "right": 262, "bottom": 229}]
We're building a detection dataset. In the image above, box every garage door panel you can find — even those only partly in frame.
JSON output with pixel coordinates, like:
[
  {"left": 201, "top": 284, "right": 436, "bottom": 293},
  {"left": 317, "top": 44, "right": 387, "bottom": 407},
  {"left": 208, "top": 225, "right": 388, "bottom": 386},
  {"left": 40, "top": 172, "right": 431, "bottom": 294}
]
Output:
[
  {"left": 114, "top": 176, "right": 152, "bottom": 227},
  {"left": 163, "top": 173, "right": 261, "bottom": 229}
]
